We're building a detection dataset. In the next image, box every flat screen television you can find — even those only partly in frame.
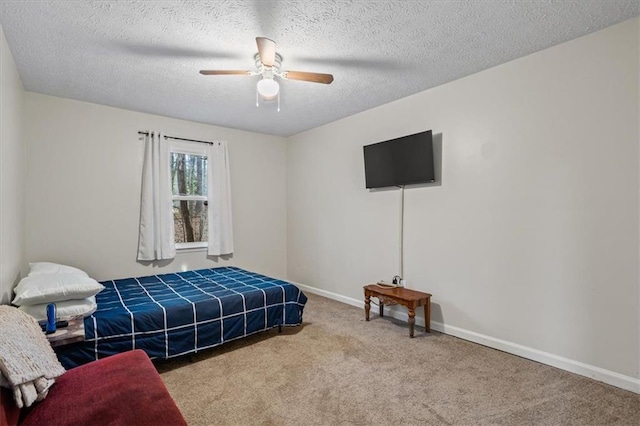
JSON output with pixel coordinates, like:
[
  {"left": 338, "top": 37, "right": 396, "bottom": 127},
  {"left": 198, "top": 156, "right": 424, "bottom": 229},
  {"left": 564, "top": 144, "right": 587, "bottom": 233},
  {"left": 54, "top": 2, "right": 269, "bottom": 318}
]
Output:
[{"left": 363, "top": 130, "right": 435, "bottom": 189}]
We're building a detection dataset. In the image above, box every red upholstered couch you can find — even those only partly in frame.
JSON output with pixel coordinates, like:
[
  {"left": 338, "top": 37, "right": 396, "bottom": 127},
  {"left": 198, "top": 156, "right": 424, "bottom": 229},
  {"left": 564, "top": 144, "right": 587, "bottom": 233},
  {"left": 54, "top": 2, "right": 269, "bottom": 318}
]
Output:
[{"left": 1, "top": 350, "right": 186, "bottom": 426}]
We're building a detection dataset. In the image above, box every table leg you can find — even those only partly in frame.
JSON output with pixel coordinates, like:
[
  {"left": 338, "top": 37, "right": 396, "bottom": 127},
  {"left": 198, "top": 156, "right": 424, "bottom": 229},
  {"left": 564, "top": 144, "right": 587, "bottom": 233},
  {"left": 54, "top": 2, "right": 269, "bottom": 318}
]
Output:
[
  {"left": 379, "top": 301, "right": 384, "bottom": 317},
  {"left": 408, "top": 308, "right": 415, "bottom": 338},
  {"left": 365, "top": 295, "right": 371, "bottom": 321},
  {"left": 424, "top": 299, "right": 431, "bottom": 333}
]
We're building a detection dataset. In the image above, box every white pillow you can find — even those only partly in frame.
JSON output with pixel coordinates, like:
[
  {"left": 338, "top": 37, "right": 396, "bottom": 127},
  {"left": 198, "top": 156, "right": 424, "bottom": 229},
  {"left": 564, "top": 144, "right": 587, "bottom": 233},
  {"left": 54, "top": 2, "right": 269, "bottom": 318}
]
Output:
[
  {"left": 18, "top": 297, "right": 97, "bottom": 321},
  {"left": 12, "top": 273, "right": 104, "bottom": 306},
  {"left": 29, "top": 262, "right": 89, "bottom": 277}
]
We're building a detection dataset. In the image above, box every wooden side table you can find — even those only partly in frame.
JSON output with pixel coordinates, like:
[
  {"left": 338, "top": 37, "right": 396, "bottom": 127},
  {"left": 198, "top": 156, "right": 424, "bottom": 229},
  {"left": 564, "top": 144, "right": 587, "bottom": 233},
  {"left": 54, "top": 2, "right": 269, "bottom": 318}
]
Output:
[
  {"left": 46, "top": 318, "right": 85, "bottom": 348},
  {"left": 364, "top": 285, "right": 431, "bottom": 337}
]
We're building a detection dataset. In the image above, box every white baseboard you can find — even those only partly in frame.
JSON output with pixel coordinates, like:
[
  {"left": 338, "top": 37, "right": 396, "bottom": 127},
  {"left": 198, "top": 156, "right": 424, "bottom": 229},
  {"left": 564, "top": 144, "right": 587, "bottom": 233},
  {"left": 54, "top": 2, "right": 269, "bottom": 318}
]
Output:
[{"left": 294, "top": 282, "right": 640, "bottom": 394}]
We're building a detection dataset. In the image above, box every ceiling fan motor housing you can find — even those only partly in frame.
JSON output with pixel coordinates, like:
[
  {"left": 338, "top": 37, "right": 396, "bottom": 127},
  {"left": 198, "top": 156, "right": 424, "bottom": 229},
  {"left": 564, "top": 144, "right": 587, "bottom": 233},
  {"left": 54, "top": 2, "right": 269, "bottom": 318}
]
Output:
[{"left": 254, "top": 52, "right": 283, "bottom": 74}]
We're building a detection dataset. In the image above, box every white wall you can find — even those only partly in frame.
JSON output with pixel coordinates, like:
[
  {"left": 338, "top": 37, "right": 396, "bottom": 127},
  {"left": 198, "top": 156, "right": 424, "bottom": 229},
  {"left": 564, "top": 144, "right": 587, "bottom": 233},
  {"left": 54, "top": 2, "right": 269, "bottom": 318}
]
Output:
[
  {"left": 287, "top": 18, "right": 639, "bottom": 382},
  {"left": 24, "top": 93, "right": 287, "bottom": 281},
  {"left": 637, "top": 17, "right": 640, "bottom": 386},
  {"left": 0, "top": 25, "right": 25, "bottom": 304}
]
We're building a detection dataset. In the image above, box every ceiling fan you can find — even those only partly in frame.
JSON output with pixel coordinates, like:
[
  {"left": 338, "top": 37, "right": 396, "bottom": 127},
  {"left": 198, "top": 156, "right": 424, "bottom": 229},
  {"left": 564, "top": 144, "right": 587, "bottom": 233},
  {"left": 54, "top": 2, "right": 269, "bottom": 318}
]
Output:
[{"left": 200, "top": 37, "right": 334, "bottom": 111}]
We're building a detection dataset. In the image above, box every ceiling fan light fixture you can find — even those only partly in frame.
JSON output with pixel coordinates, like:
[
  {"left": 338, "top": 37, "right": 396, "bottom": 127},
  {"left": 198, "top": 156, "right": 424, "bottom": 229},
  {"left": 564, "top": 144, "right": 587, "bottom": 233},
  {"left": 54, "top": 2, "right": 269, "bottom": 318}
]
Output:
[
  {"left": 257, "top": 77, "right": 279, "bottom": 98},
  {"left": 201, "top": 37, "right": 333, "bottom": 113}
]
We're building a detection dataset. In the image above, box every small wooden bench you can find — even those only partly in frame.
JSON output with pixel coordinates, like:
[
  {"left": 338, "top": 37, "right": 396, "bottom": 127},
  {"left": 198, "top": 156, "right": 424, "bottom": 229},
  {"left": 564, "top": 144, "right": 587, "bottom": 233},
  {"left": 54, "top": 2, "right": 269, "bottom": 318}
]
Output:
[{"left": 364, "top": 284, "right": 431, "bottom": 337}]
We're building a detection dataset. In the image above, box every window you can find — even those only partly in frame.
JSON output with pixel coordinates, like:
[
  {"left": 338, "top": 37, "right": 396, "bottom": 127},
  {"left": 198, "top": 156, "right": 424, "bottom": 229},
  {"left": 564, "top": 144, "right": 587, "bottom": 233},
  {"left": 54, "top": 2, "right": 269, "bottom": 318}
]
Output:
[{"left": 170, "top": 143, "right": 208, "bottom": 250}]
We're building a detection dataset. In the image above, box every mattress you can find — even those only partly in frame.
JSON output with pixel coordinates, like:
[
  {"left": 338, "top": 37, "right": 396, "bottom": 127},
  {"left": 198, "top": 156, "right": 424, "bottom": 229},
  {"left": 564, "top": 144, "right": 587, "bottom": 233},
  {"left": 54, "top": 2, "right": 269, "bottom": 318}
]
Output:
[{"left": 55, "top": 267, "right": 307, "bottom": 368}]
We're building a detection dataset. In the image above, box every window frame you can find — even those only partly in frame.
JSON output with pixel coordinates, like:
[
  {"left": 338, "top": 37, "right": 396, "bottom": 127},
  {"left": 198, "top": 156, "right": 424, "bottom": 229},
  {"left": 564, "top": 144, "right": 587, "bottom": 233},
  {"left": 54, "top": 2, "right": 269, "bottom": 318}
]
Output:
[{"left": 169, "top": 140, "right": 209, "bottom": 251}]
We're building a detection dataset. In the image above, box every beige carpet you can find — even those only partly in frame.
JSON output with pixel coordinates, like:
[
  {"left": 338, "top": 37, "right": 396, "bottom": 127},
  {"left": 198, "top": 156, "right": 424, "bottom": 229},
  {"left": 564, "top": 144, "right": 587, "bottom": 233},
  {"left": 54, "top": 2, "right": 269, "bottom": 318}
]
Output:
[{"left": 157, "top": 293, "right": 640, "bottom": 425}]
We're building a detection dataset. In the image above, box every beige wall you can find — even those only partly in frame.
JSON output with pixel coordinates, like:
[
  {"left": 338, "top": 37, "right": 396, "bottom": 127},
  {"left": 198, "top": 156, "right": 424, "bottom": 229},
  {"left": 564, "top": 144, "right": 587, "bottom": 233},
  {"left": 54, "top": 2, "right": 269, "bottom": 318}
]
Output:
[
  {"left": 24, "top": 93, "right": 288, "bottom": 281},
  {"left": 287, "top": 18, "right": 639, "bottom": 380},
  {"left": 0, "top": 25, "right": 25, "bottom": 304}
]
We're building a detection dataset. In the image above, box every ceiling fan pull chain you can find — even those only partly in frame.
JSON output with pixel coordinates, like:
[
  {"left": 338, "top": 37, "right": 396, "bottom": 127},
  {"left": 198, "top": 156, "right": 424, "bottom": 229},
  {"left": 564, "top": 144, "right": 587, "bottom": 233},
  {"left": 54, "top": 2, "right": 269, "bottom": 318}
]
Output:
[
  {"left": 256, "top": 86, "right": 259, "bottom": 108},
  {"left": 277, "top": 91, "right": 280, "bottom": 112}
]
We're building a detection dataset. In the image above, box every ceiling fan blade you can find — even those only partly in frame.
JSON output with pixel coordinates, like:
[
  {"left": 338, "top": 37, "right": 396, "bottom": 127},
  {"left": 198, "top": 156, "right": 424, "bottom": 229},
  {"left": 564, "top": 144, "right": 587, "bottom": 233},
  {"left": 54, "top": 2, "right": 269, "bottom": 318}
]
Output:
[
  {"left": 199, "top": 70, "right": 252, "bottom": 76},
  {"left": 282, "top": 71, "right": 334, "bottom": 84},
  {"left": 256, "top": 37, "right": 276, "bottom": 66}
]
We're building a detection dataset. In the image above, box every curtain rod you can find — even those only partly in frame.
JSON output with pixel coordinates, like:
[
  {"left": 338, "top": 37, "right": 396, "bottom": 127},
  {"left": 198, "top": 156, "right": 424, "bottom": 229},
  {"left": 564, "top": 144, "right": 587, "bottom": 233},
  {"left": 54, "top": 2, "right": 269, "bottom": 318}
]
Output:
[{"left": 137, "top": 131, "right": 215, "bottom": 146}]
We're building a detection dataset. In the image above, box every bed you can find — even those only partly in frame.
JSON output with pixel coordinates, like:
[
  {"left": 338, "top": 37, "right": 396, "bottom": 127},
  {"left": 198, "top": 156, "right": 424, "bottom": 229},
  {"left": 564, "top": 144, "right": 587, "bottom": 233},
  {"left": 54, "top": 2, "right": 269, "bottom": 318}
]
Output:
[{"left": 55, "top": 267, "right": 307, "bottom": 368}]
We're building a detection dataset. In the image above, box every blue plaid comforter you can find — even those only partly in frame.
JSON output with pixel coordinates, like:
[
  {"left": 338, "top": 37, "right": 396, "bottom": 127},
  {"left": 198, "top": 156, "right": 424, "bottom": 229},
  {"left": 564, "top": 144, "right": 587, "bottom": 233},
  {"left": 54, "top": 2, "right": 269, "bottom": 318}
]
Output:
[{"left": 55, "top": 267, "right": 307, "bottom": 368}]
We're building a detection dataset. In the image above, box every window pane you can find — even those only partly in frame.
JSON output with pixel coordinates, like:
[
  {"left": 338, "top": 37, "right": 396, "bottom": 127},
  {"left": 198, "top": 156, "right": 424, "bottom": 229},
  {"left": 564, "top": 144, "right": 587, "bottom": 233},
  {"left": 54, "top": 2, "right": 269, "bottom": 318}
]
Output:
[
  {"left": 173, "top": 200, "right": 208, "bottom": 243},
  {"left": 171, "top": 153, "right": 208, "bottom": 196}
]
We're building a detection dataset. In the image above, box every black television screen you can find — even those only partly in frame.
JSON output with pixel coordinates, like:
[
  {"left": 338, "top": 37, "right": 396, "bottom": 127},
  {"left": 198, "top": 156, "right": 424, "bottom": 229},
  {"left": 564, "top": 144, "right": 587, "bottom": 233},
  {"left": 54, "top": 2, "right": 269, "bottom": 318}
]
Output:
[{"left": 363, "top": 130, "right": 435, "bottom": 188}]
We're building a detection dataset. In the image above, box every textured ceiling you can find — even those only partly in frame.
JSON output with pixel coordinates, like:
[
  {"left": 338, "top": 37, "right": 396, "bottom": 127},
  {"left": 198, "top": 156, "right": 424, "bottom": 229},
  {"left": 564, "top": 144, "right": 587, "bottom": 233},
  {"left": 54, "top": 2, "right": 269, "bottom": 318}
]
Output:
[{"left": 0, "top": 1, "right": 638, "bottom": 137}]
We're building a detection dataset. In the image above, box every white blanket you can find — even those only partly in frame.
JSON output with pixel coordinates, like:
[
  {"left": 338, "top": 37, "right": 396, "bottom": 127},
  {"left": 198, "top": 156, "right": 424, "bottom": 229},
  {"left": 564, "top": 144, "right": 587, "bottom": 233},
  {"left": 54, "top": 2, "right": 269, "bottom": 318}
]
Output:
[{"left": 0, "top": 305, "right": 66, "bottom": 408}]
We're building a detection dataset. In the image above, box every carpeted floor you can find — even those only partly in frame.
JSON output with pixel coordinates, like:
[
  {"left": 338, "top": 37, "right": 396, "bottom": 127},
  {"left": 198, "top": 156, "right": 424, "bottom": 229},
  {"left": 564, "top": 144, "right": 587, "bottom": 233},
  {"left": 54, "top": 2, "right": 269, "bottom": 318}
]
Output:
[{"left": 156, "top": 293, "right": 640, "bottom": 425}]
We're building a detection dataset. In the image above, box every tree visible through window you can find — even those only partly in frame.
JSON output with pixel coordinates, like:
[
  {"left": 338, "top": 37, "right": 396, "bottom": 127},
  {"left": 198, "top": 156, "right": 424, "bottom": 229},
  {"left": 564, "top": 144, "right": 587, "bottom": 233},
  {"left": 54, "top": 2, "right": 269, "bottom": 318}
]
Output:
[{"left": 171, "top": 152, "right": 208, "bottom": 245}]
